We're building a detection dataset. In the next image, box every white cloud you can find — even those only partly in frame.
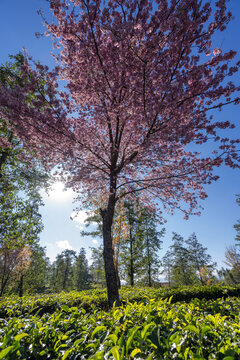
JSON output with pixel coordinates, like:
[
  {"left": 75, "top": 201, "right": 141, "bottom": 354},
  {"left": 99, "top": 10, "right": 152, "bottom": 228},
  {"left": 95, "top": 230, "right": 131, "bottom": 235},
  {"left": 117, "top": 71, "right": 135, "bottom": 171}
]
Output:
[
  {"left": 75, "top": 224, "right": 84, "bottom": 230},
  {"left": 56, "top": 240, "right": 73, "bottom": 250},
  {"left": 70, "top": 210, "right": 88, "bottom": 224},
  {"left": 92, "top": 239, "right": 98, "bottom": 244}
]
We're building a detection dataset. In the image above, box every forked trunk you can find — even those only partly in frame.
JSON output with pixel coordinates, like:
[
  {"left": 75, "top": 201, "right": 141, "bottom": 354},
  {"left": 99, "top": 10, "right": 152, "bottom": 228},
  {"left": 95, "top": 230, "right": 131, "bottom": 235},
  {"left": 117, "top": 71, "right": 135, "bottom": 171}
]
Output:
[{"left": 101, "top": 193, "right": 120, "bottom": 308}]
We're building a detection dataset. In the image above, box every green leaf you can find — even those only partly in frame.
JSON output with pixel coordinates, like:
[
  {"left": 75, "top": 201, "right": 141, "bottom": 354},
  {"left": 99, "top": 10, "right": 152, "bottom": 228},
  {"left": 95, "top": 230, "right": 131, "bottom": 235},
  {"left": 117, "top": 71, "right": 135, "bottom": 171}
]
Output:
[
  {"left": 61, "top": 305, "right": 69, "bottom": 312},
  {"left": 126, "top": 327, "right": 140, "bottom": 352},
  {"left": 141, "top": 323, "right": 154, "bottom": 340},
  {"left": 14, "top": 333, "right": 29, "bottom": 341},
  {"left": 108, "top": 334, "right": 118, "bottom": 345},
  {"left": 201, "top": 326, "right": 211, "bottom": 336},
  {"left": 130, "top": 348, "right": 141, "bottom": 358},
  {"left": 184, "top": 325, "right": 199, "bottom": 335},
  {"left": 91, "top": 326, "right": 107, "bottom": 338},
  {"left": 62, "top": 349, "right": 72, "bottom": 360},
  {"left": 111, "top": 346, "right": 120, "bottom": 360},
  {"left": 147, "top": 353, "right": 155, "bottom": 360},
  {"left": 89, "top": 350, "right": 105, "bottom": 359},
  {"left": 0, "top": 346, "right": 13, "bottom": 360}
]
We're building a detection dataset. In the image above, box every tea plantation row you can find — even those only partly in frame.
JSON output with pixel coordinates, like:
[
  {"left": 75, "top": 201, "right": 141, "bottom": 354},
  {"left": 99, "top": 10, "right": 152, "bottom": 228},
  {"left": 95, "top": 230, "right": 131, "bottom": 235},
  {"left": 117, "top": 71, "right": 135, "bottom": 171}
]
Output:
[
  {"left": 1, "top": 285, "right": 240, "bottom": 318},
  {"left": 0, "top": 286, "right": 239, "bottom": 359}
]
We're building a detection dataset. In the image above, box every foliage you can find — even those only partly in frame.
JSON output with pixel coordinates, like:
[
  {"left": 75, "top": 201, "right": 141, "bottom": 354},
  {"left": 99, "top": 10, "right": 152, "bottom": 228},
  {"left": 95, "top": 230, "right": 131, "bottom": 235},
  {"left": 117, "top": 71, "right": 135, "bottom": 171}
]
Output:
[
  {"left": 224, "top": 246, "right": 240, "bottom": 284},
  {"left": 22, "top": 243, "right": 50, "bottom": 295},
  {"left": 1, "top": 285, "right": 240, "bottom": 318},
  {"left": 89, "top": 245, "right": 106, "bottom": 288},
  {"left": 137, "top": 209, "right": 164, "bottom": 286},
  {"left": 234, "top": 195, "right": 240, "bottom": 243},
  {"left": 50, "top": 250, "right": 77, "bottom": 292},
  {"left": 0, "top": 287, "right": 240, "bottom": 359},
  {"left": 73, "top": 248, "right": 92, "bottom": 291},
  {"left": 1, "top": 0, "right": 240, "bottom": 307},
  {"left": 49, "top": 249, "right": 92, "bottom": 292},
  {"left": 162, "top": 233, "right": 216, "bottom": 286},
  {"left": 0, "top": 54, "right": 50, "bottom": 297},
  {"left": 119, "top": 201, "right": 145, "bottom": 286}
]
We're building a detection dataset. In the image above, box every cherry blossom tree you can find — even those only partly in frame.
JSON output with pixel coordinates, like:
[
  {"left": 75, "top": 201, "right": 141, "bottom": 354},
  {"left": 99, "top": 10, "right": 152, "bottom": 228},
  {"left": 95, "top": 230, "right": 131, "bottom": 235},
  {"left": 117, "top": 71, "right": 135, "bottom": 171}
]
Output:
[{"left": 0, "top": 0, "right": 240, "bottom": 307}]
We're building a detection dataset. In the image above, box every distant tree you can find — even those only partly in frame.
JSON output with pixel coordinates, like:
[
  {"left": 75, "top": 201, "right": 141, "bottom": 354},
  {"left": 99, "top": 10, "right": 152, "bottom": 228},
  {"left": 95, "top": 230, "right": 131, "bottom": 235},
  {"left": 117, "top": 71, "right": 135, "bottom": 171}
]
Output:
[
  {"left": 119, "top": 201, "right": 144, "bottom": 286},
  {"left": 169, "top": 233, "right": 197, "bottom": 286},
  {"left": 161, "top": 250, "right": 174, "bottom": 287},
  {"left": 0, "top": 187, "right": 44, "bottom": 296},
  {"left": 186, "top": 233, "right": 216, "bottom": 285},
  {"left": 15, "top": 245, "right": 32, "bottom": 297},
  {"left": 23, "top": 244, "right": 50, "bottom": 294},
  {"left": 84, "top": 197, "right": 163, "bottom": 287},
  {"left": 0, "top": 244, "right": 31, "bottom": 297},
  {"left": 224, "top": 245, "right": 240, "bottom": 284},
  {"left": 137, "top": 209, "right": 164, "bottom": 286},
  {"left": 163, "top": 232, "right": 216, "bottom": 286},
  {"left": 51, "top": 250, "right": 77, "bottom": 292},
  {"left": 73, "top": 248, "right": 91, "bottom": 290},
  {"left": 234, "top": 195, "right": 240, "bottom": 244},
  {"left": 90, "top": 246, "right": 106, "bottom": 288}
]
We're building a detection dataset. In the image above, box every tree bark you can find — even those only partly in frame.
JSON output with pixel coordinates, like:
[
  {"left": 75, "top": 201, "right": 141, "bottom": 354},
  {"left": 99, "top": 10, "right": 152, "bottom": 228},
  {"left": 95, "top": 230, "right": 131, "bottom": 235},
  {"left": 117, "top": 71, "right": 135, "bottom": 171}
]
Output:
[{"left": 101, "top": 188, "right": 120, "bottom": 308}]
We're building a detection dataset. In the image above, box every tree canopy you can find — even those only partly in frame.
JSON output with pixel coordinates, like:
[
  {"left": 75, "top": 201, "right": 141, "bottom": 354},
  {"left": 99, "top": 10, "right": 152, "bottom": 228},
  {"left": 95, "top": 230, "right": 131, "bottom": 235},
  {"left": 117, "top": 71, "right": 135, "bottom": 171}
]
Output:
[{"left": 0, "top": 0, "right": 239, "bottom": 307}]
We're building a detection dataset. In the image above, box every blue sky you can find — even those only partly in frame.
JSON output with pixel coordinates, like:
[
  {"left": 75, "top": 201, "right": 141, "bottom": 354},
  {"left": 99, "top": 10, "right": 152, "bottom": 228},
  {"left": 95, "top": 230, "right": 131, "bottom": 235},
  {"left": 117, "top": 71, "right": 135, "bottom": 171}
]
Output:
[{"left": 0, "top": 0, "right": 240, "bottom": 270}]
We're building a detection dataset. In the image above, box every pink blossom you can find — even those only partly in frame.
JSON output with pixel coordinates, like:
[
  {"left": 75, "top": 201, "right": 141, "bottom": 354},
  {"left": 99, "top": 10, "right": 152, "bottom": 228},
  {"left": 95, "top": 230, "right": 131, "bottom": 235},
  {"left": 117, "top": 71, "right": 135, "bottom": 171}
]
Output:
[{"left": 213, "top": 48, "right": 222, "bottom": 56}]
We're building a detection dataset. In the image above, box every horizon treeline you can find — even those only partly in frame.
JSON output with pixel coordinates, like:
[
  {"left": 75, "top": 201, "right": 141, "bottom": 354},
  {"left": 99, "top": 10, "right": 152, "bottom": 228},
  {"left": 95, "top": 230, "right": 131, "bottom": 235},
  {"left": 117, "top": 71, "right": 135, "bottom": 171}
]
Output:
[{"left": 1, "top": 228, "right": 240, "bottom": 297}]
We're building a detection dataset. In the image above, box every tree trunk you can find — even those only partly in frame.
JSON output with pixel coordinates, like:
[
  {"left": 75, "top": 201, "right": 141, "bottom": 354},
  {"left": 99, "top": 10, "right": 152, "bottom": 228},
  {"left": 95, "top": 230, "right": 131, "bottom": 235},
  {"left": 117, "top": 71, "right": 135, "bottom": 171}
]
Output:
[{"left": 101, "top": 191, "right": 120, "bottom": 308}]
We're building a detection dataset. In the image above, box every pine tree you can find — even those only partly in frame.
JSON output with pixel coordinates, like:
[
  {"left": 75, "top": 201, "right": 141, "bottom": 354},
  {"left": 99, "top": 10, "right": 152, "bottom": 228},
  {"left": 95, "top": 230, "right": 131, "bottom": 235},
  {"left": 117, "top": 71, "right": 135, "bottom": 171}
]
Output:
[
  {"left": 73, "top": 248, "right": 91, "bottom": 291},
  {"left": 137, "top": 209, "right": 164, "bottom": 286},
  {"left": 23, "top": 244, "right": 50, "bottom": 294},
  {"left": 168, "top": 233, "right": 197, "bottom": 286},
  {"left": 186, "top": 233, "right": 216, "bottom": 285},
  {"left": 224, "top": 246, "right": 240, "bottom": 284},
  {"left": 119, "top": 201, "right": 144, "bottom": 286},
  {"left": 162, "top": 233, "right": 216, "bottom": 286},
  {"left": 90, "top": 246, "right": 105, "bottom": 288},
  {"left": 51, "top": 250, "right": 77, "bottom": 292},
  {"left": 161, "top": 250, "right": 174, "bottom": 287}
]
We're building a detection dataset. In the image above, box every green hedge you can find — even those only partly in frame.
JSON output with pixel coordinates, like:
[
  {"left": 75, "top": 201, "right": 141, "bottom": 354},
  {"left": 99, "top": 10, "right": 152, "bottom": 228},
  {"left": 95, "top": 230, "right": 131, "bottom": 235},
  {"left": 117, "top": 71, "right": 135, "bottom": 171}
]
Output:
[{"left": 0, "top": 285, "right": 240, "bottom": 318}]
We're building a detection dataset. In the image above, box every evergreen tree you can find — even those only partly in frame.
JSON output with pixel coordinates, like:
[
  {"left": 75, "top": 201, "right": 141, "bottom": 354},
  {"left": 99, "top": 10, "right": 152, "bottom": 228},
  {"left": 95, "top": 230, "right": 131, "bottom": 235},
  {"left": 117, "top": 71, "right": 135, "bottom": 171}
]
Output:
[
  {"left": 23, "top": 244, "right": 50, "bottom": 295},
  {"left": 119, "top": 201, "right": 144, "bottom": 286},
  {"left": 224, "top": 246, "right": 240, "bottom": 284},
  {"left": 89, "top": 246, "right": 106, "bottom": 288},
  {"left": 73, "top": 248, "right": 91, "bottom": 290},
  {"left": 137, "top": 209, "right": 164, "bottom": 286},
  {"left": 162, "top": 233, "right": 216, "bottom": 286},
  {"left": 51, "top": 250, "right": 77, "bottom": 292},
  {"left": 161, "top": 250, "right": 174, "bottom": 287},
  {"left": 186, "top": 233, "right": 216, "bottom": 285},
  {"left": 169, "top": 233, "right": 197, "bottom": 286}
]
